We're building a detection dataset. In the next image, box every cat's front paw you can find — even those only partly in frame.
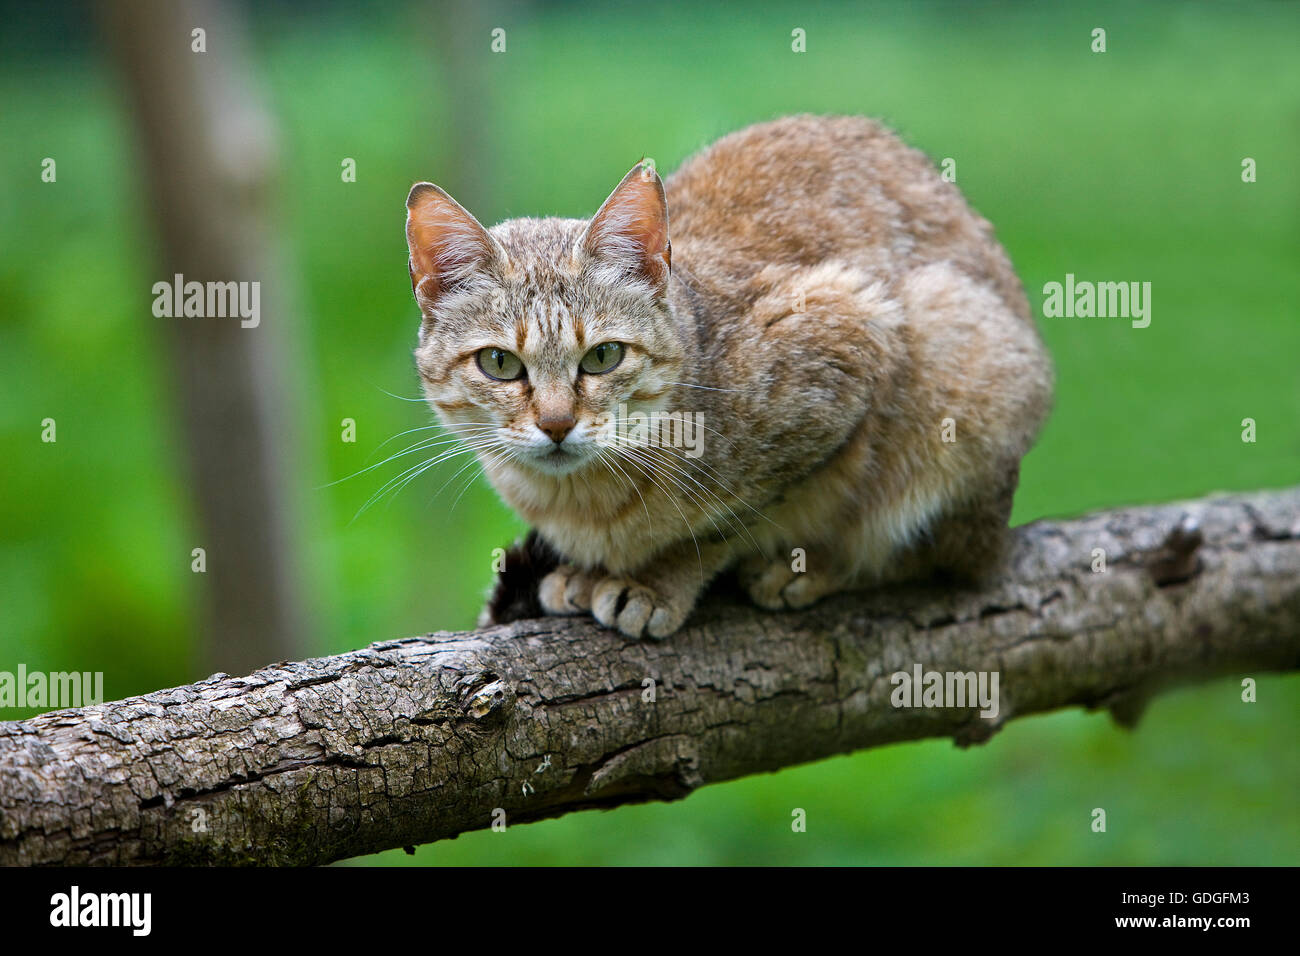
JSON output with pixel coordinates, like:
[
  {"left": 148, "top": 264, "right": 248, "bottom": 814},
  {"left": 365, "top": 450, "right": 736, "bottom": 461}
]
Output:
[
  {"left": 590, "top": 576, "right": 690, "bottom": 640},
  {"left": 538, "top": 564, "right": 601, "bottom": 615}
]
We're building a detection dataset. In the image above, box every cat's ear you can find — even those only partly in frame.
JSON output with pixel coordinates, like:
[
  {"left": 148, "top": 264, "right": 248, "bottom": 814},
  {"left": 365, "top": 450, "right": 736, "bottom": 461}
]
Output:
[
  {"left": 405, "top": 182, "right": 500, "bottom": 306},
  {"left": 580, "top": 161, "right": 671, "bottom": 294}
]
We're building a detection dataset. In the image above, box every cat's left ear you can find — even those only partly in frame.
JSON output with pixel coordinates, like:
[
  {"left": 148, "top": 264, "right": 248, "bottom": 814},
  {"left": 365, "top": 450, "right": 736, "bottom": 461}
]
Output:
[
  {"left": 579, "top": 161, "right": 671, "bottom": 294},
  {"left": 405, "top": 182, "right": 502, "bottom": 308}
]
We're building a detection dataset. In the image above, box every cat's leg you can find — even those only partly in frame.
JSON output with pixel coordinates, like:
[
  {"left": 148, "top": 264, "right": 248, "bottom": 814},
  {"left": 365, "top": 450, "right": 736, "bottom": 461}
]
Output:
[
  {"left": 738, "top": 467, "right": 1017, "bottom": 609},
  {"left": 878, "top": 458, "right": 1021, "bottom": 586},
  {"left": 728, "top": 262, "right": 899, "bottom": 612},
  {"left": 590, "top": 539, "right": 735, "bottom": 639},
  {"left": 912, "top": 460, "right": 1020, "bottom": 583},
  {"left": 537, "top": 563, "right": 604, "bottom": 616}
]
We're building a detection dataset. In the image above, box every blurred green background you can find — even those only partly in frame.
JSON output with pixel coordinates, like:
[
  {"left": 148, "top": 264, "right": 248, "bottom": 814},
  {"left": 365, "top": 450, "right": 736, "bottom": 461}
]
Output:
[{"left": 1, "top": 0, "right": 1297, "bottom": 864}]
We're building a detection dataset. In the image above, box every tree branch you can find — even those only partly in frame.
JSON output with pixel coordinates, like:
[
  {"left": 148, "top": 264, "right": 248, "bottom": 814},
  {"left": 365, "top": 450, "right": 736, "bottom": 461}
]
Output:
[{"left": 2, "top": 489, "right": 1297, "bottom": 865}]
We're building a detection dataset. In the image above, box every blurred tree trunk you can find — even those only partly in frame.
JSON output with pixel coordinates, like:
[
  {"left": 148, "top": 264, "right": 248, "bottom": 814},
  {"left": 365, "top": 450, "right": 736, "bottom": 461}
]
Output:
[{"left": 99, "top": 0, "right": 309, "bottom": 674}]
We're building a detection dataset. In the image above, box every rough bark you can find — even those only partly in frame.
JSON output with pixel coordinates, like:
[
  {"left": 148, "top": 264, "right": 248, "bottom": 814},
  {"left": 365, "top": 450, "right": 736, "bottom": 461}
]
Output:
[{"left": 1, "top": 488, "right": 1297, "bottom": 866}]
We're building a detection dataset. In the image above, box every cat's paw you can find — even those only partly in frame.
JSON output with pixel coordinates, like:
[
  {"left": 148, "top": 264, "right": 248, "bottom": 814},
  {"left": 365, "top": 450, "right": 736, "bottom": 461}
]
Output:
[
  {"left": 590, "top": 576, "right": 689, "bottom": 640},
  {"left": 779, "top": 569, "right": 842, "bottom": 608},
  {"left": 742, "top": 558, "right": 841, "bottom": 610},
  {"left": 538, "top": 564, "right": 600, "bottom": 615},
  {"left": 741, "top": 559, "right": 799, "bottom": 609}
]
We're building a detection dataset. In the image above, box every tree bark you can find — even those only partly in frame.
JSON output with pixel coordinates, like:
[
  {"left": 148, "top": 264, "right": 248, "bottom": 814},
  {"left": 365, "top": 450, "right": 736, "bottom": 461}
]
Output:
[{"left": 1, "top": 488, "right": 1297, "bottom": 866}]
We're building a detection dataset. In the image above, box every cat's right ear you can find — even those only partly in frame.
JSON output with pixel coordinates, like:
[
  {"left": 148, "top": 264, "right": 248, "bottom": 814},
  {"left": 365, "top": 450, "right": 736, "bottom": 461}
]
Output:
[
  {"left": 405, "top": 182, "right": 500, "bottom": 308},
  {"left": 580, "top": 161, "right": 671, "bottom": 296}
]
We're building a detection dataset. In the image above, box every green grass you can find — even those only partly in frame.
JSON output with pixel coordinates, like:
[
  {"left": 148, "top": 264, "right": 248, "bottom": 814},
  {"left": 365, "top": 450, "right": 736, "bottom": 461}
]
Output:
[{"left": 0, "top": 0, "right": 1296, "bottom": 865}]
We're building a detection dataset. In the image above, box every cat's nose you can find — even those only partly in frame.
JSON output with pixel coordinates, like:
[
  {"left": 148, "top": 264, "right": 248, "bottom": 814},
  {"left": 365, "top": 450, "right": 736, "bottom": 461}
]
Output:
[{"left": 537, "top": 413, "right": 576, "bottom": 444}]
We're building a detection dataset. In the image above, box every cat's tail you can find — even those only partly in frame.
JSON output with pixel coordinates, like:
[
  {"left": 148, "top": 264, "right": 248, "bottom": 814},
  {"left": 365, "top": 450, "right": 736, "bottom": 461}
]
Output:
[{"left": 477, "top": 529, "right": 562, "bottom": 627}]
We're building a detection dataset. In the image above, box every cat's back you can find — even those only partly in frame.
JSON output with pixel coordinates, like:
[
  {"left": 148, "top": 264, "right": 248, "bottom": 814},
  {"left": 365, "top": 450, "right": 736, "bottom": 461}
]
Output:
[{"left": 665, "top": 114, "right": 1029, "bottom": 320}]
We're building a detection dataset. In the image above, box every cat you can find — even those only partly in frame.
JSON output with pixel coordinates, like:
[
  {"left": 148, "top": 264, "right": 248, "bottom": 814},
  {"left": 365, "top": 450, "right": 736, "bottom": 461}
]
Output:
[{"left": 404, "top": 114, "right": 1053, "bottom": 639}]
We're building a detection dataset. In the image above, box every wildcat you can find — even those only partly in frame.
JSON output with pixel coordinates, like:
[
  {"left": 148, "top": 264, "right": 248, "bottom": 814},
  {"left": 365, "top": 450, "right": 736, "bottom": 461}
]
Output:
[{"left": 404, "top": 115, "right": 1053, "bottom": 639}]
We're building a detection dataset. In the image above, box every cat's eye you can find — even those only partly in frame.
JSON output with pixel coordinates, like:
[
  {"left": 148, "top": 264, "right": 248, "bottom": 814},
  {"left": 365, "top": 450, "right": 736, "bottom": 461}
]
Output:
[
  {"left": 580, "top": 342, "right": 624, "bottom": 375},
  {"left": 476, "top": 347, "right": 524, "bottom": 381}
]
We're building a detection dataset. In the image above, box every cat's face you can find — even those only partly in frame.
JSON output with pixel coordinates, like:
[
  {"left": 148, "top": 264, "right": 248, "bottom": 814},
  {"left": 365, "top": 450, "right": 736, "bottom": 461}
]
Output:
[{"left": 406, "top": 165, "right": 683, "bottom": 479}]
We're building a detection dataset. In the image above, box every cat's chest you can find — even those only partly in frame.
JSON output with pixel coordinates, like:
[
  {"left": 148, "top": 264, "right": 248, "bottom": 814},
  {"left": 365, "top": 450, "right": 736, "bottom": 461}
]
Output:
[
  {"left": 531, "top": 508, "right": 660, "bottom": 573},
  {"left": 491, "top": 463, "right": 662, "bottom": 571}
]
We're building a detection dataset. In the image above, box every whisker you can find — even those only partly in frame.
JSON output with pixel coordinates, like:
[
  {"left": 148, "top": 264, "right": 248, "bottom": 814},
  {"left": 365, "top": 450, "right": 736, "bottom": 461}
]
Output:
[
  {"left": 605, "top": 446, "right": 706, "bottom": 577},
  {"left": 592, "top": 447, "right": 656, "bottom": 537},
  {"left": 450, "top": 443, "right": 516, "bottom": 512},
  {"left": 617, "top": 434, "right": 780, "bottom": 538},
  {"left": 350, "top": 437, "right": 498, "bottom": 522},
  {"left": 320, "top": 431, "right": 490, "bottom": 491},
  {"left": 371, "top": 383, "right": 431, "bottom": 403},
  {"left": 616, "top": 443, "right": 768, "bottom": 555},
  {"left": 370, "top": 421, "right": 496, "bottom": 456},
  {"left": 662, "top": 381, "right": 756, "bottom": 394},
  {"left": 616, "top": 444, "right": 745, "bottom": 547},
  {"left": 434, "top": 440, "right": 502, "bottom": 505}
]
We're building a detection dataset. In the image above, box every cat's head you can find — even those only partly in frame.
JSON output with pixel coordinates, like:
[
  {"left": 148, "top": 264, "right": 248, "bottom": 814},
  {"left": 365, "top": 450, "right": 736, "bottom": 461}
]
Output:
[{"left": 404, "top": 162, "right": 684, "bottom": 479}]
